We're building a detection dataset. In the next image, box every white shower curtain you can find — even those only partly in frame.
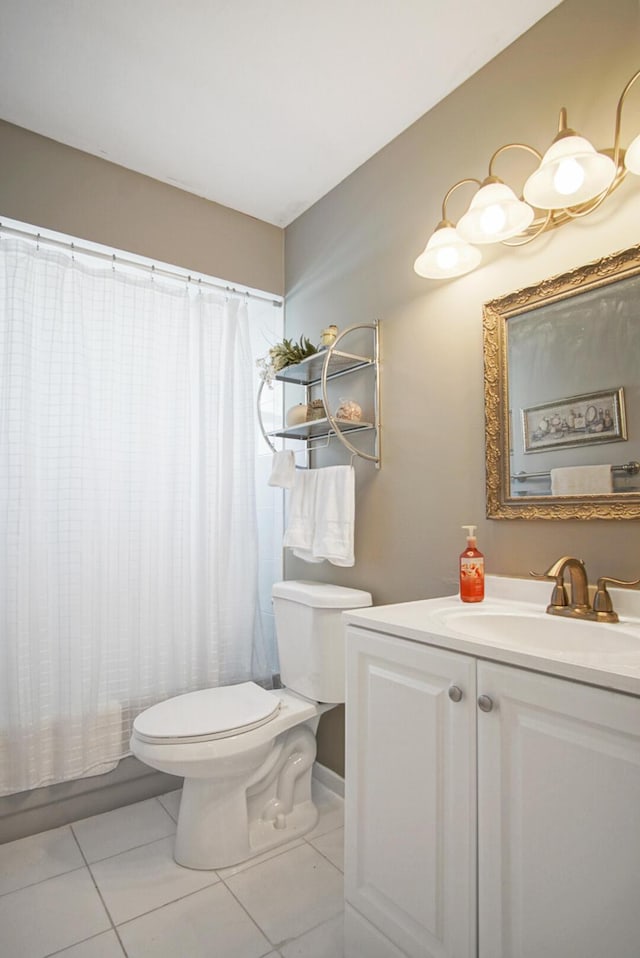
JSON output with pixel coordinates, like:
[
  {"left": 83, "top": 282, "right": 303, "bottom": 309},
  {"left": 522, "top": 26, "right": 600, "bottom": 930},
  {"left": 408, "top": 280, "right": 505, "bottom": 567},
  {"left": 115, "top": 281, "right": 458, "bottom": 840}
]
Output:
[{"left": 0, "top": 238, "right": 271, "bottom": 796}]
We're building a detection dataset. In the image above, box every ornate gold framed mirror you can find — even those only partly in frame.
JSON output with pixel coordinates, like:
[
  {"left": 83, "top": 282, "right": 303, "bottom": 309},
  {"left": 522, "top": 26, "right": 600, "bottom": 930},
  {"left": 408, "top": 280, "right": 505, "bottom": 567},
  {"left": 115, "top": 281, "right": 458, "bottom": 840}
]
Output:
[{"left": 484, "top": 244, "right": 640, "bottom": 519}]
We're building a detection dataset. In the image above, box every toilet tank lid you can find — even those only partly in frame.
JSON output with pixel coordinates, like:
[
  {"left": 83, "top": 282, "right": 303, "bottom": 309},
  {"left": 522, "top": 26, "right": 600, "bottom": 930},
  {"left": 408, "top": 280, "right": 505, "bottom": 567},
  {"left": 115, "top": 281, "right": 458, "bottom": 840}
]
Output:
[{"left": 272, "top": 580, "right": 372, "bottom": 609}]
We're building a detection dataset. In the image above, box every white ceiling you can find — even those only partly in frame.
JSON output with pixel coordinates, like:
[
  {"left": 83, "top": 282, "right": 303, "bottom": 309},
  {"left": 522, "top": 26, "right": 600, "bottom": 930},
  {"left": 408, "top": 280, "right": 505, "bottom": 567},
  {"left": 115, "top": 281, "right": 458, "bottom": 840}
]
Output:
[{"left": 0, "top": 1, "right": 562, "bottom": 227}]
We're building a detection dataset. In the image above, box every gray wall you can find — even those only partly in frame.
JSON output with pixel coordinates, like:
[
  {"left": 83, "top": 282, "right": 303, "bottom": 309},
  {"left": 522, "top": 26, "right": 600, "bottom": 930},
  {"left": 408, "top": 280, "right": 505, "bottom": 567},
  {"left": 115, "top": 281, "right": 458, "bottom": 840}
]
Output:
[
  {"left": 0, "top": 120, "right": 283, "bottom": 295},
  {"left": 284, "top": 0, "right": 640, "bottom": 774}
]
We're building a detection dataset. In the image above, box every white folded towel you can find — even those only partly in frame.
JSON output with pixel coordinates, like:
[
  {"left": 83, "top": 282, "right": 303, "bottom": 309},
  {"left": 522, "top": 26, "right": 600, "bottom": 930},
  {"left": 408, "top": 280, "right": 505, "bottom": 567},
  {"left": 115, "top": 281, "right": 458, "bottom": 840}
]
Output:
[
  {"left": 268, "top": 450, "right": 296, "bottom": 489},
  {"left": 283, "top": 465, "right": 355, "bottom": 566},
  {"left": 550, "top": 464, "right": 613, "bottom": 495}
]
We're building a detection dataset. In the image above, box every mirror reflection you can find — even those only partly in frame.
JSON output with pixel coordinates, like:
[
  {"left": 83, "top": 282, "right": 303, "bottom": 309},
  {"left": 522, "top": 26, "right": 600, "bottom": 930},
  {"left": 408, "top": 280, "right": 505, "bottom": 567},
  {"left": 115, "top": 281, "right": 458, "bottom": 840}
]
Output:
[{"left": 484, "top": 245, "right": 640, "bottom": 519}]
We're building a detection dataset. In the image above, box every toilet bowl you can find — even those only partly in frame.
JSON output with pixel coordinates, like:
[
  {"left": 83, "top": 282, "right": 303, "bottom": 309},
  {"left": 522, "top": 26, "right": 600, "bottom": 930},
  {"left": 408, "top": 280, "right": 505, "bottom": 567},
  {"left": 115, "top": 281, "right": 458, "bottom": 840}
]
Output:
[{"left": 130, "top": 580, "right": 371, "bottom": 870}]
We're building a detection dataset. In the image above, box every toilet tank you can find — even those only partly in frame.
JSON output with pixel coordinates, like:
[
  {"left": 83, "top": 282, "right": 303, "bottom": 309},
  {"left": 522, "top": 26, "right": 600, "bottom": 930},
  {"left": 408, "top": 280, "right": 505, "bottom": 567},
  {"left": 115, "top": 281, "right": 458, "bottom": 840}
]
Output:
[{"left": 272, "top": 580, "right": 372, "bottom": 704}]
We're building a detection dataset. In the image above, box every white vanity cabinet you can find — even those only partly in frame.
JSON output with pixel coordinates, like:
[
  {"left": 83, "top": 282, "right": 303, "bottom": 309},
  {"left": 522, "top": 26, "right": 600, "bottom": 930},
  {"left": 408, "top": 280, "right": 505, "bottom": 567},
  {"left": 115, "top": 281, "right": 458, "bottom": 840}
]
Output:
[
  {"left": 344, "top": 624, "right": 640, "bottom": 958},
  {"left": 344, "top": 627, "right": 477, "bottom": 958},
  {"left": 477, "top": 660, "right": 640, "bottom": 958}
]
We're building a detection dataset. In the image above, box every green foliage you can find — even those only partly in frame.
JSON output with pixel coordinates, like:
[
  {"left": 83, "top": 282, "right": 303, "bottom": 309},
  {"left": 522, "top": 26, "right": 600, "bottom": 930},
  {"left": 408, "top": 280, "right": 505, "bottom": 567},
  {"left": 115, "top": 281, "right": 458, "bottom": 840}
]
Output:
[{"left": 268, "top": 335, "right": 318, "bottom": 371}]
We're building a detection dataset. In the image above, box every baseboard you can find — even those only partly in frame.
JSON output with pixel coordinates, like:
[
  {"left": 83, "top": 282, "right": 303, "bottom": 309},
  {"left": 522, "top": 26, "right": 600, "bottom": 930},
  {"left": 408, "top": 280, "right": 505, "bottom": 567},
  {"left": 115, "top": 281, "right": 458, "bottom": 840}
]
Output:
[
  {"left": 0, "top": 757, "right": 182, "bottom": 844},
  {"left": 312, "top": 761, "right": 345, "bottom": 798},
  {"left": 2, "top": 758, "right": 339, "bottom": 845}
]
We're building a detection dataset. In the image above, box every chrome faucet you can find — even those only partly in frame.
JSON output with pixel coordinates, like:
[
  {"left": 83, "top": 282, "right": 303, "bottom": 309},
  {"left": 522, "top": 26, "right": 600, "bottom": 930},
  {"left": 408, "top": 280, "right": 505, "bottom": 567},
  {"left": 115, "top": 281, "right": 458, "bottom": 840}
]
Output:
[{"left": 531, "top": 556, "right": 640, "bottom": 624}]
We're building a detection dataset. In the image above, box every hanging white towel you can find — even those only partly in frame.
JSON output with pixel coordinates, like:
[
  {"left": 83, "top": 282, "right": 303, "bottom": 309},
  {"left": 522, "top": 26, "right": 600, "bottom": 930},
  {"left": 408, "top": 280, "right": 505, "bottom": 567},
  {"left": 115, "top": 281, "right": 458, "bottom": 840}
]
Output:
[
  {"left": 268, "top": 450, "right": 296, "bottom": 489},
  {"left": 311, "top": 465, "right": 355, "bottom": 566},
  {"left": 550, "top": 464, "right": 613, "bottom": 495},
  {"left": 283, "top": 469, "right": 322, "bottom": 561},
  {"left": 283, "top": 465, "right": 356, "bottom": 566}
]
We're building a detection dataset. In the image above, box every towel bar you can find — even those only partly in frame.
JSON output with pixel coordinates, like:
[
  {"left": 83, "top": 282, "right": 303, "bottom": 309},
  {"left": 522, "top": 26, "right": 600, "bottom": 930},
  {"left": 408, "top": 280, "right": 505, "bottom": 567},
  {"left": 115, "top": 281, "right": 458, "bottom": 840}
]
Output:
[{"left": 511, "top": 460, "right": 640, "bottom": 482}]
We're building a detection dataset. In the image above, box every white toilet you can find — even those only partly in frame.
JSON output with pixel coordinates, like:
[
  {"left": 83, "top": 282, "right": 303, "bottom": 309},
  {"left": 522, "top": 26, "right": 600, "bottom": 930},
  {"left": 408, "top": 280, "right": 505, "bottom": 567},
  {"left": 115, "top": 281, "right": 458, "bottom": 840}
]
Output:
[{"left": 130, "top": 580, "right": 371, "bottom": 870}]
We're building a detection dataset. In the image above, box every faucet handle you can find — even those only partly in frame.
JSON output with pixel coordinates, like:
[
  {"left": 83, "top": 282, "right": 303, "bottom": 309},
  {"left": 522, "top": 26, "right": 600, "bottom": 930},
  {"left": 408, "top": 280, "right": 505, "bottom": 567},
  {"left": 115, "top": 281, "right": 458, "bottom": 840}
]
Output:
[
  {"left": 593, "top": 575, "right": 640, "bottom": 621},
  {"left": 530, "top": 569, "right": 559, "bottom": 581}
]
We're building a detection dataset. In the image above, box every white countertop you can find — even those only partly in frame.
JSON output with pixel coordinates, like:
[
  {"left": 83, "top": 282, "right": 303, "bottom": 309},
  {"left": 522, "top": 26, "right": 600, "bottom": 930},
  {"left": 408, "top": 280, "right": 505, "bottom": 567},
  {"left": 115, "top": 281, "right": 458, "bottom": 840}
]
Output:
[{"left": 343, "top": 575, "right": 640, "bottom": 696}]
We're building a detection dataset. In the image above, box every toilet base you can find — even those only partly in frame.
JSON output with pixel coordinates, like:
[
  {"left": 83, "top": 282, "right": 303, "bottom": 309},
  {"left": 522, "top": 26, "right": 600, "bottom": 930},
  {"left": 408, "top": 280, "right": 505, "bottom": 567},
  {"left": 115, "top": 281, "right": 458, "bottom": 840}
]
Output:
[{"left": 174, "top": 723, "right": 319, "bottom": 870}]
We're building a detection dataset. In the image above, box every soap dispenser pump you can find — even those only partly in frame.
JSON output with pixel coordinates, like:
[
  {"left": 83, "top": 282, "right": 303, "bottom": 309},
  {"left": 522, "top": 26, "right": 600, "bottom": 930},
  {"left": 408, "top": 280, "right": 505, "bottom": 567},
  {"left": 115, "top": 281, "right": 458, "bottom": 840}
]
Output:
[{"left": 459, "top": 525, "right": 485, "bottom": 603}]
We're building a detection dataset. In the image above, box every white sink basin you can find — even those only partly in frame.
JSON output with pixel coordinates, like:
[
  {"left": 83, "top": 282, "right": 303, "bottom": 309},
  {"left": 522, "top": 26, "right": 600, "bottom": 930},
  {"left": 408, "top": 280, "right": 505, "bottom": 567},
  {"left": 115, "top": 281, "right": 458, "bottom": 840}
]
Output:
[{"left": 438, "top": 608, "right": 640, "bottom": 654}]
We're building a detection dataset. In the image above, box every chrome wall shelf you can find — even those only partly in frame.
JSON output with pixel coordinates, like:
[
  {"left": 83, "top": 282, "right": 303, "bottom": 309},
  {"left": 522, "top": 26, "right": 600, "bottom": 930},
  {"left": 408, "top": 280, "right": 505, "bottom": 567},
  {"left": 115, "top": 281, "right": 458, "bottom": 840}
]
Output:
[{"left": 257, "top": 321, "right": 381, "bottom": 467}]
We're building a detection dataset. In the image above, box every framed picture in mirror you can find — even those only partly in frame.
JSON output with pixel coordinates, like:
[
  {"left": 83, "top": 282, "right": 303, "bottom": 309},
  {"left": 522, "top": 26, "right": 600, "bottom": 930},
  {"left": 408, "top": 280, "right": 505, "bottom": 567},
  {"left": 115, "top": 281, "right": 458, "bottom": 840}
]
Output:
[{"left": 521, "top": 387, "right": 627, "bottom": 453}]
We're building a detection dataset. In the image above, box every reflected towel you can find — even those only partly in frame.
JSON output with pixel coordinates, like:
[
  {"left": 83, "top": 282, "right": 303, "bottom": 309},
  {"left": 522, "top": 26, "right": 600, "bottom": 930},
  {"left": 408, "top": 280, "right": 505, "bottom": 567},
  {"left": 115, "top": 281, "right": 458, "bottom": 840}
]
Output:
[
  {"left": 283, "top": 465, "right": 355, "bottom": 566},
  {"left": 550, "top": 464, "right": 613, "bottom": 495},
  {"left": 268, "top": 450, "right": 296, "bottom": 489}
]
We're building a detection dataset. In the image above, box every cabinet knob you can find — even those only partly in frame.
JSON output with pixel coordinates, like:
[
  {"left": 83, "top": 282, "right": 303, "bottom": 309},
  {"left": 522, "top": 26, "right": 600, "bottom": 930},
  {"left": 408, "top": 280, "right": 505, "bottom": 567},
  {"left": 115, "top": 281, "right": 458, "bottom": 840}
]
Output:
[
  {"left": 477, "top": 694, "right": 494, "bottom": 713},
  {"left": 448, "top": 685, "right": 463, "bottom": 703}
]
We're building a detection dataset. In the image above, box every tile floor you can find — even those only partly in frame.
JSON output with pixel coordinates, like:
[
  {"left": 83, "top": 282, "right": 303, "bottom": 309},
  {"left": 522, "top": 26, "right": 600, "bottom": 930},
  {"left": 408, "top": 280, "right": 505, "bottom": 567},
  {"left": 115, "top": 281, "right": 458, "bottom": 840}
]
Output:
[{"left": 0, "top": 781, "right": 345, "bottom": 958}]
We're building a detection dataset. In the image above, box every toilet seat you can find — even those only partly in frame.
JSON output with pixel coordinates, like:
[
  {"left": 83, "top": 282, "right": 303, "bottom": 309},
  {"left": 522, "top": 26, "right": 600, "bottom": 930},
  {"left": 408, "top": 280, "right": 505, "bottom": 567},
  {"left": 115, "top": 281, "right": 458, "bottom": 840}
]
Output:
[{"left": 132, "top": 682, "right": 281, "bottom": 745}]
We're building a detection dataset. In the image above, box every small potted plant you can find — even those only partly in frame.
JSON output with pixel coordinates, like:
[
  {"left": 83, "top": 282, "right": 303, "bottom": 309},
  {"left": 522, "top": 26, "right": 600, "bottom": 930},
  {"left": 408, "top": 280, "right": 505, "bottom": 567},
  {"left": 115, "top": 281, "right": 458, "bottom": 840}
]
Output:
[{"left": 257, "top": 334, "right": 318, "bottom": 385}]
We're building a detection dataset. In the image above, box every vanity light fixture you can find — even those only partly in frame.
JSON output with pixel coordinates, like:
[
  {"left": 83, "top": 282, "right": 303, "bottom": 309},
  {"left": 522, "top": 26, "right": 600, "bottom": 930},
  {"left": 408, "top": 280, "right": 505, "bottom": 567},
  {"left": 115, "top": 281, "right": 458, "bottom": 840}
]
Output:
[{"left": 414, "top": 68, "right": 640, "bottom": 280}]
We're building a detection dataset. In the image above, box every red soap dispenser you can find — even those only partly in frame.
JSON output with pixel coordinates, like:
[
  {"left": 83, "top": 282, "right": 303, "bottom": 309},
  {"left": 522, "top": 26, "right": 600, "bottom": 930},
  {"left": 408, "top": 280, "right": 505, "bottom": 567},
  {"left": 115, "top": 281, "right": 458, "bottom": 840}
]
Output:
[{"left": 459, "top": 524, "right": 485, "bottom": 603}]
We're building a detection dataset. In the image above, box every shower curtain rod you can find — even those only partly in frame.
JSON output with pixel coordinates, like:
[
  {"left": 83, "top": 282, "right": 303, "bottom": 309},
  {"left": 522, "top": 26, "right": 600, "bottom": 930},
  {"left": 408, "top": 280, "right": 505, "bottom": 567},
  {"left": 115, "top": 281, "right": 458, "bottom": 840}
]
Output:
[{"left": 0, "top": 222, "right": 283, "bottom": 307}]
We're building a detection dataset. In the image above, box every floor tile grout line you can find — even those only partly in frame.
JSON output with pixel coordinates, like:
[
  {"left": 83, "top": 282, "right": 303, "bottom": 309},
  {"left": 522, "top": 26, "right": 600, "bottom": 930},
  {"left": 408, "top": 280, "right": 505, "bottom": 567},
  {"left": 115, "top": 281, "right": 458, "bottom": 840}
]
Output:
[
  {"left": 111, "top": 871, "right": 222, "bottom": 929},
  {"left": 0, "top": 815, "right": 180, "bottom": 898},
  {"left": 152, "top": 794, "right": 180, "bottom": 823},
  {"left": 216, "top": 839, "right": 309, "bottom": 879},
  {"left": 70, "top": 827, "right": 177, "bottom": 867},
  {"left": 216, "top": 873, "right": 282, "bottom": 950},
  {"left": 68, "top": 824, "right": 324, "bottom": 935},
  {"left": 217, "top": 843, "right": 344, "bottom": 951},
  {"left": 80, "top": 823, "right": 344, "bottom": 935},
  {"left": 0, "top": 860, "right": 87, "bottom": 899},
  {"left": 304, "top": 840, "right": 344, "bottom": 874},
  {"left": 211, "top": 812, "right": 344, "bottom": 880},
  {"left": 43, "top": 927, "right": 127, "bottom": 958},
  {"left": 156, "top": 793, "right": 181, "bottom": 823},
  {"left": 270, "top": 910, "right": 345, "bottom": 954},
  {"left": 303, "top": 820, "right": 344, "bottom": 842},
  {"left": 69, "top": 822, "right": 129, "bottom": 956}
]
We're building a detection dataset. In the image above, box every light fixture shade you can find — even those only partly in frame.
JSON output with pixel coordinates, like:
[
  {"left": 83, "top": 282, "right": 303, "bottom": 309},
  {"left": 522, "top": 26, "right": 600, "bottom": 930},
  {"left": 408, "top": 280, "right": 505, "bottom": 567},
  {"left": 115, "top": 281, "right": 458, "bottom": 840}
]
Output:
[
  {"left": 414, "top": 225, "right": 481, "bottom": 279},
  {"left": 523, "top": 135, "right": 616, "bottom": 209},
  {"left": 624, "top": 133, "right": 640, "bottom": 175},
  {"left": 456, "top": 182, "right": 535, "bottom": 244}
]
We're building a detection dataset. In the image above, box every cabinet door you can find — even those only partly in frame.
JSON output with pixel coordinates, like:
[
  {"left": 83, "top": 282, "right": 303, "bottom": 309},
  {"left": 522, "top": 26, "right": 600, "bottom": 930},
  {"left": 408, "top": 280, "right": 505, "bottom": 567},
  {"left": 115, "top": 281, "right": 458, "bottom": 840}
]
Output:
[
  {"left": 478, "top": 661, "right": 640, "bottom": 958},
  {"left": 345, "top": 627, "right": 477, "bottom": 958}
]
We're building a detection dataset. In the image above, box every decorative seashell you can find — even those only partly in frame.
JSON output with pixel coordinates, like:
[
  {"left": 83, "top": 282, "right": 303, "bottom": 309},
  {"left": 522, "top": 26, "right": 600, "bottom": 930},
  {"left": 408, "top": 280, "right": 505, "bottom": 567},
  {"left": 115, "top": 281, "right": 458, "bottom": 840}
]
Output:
[{"left": 336, "top": 399, "right": 362, "bottom": 422}]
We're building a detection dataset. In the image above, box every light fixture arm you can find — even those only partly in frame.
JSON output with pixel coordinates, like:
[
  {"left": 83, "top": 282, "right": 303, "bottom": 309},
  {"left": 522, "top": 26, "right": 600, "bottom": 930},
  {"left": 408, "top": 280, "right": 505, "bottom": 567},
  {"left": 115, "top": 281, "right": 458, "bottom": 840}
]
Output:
[
  {"left": 612, "top": 68, "right": 640, "bottom": 168},
  {"left": 501, "top": 208, "right": 552, "bottom": 246},
  {"left": 488, "top": 141, "right": 542, "bottom": 176},
  {"left": 555, "top": 107, "right": 573, "bottom": 139},
  {"left": 440, "top": 177, "right": 482, "bottom": 222}
]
